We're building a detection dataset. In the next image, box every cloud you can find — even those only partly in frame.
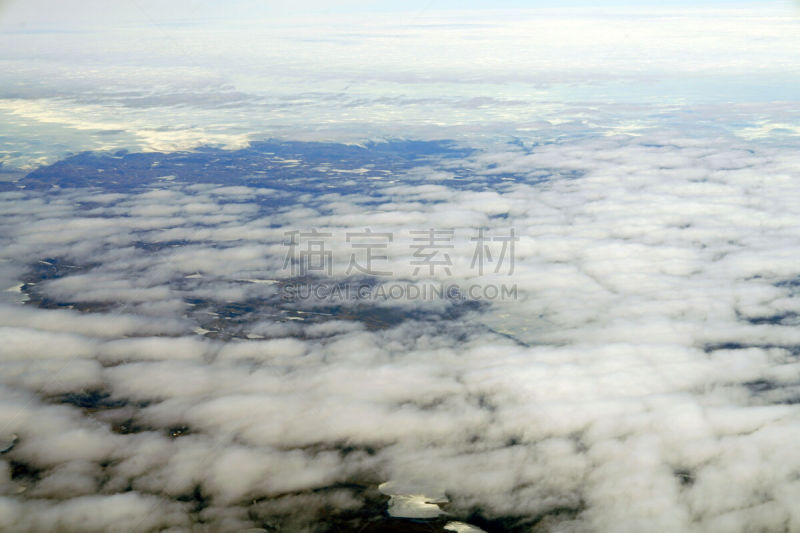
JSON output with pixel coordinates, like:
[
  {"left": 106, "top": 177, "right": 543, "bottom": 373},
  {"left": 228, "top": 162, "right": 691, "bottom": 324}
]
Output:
[{"left": 2, "top": 131, "right": 800, "bottom": 531}]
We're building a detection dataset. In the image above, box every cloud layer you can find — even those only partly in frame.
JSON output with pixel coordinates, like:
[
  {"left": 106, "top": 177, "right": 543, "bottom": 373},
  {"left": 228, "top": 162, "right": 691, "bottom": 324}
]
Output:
[{"left": 1, "top": 132, "right": 800, "bottom": 531}]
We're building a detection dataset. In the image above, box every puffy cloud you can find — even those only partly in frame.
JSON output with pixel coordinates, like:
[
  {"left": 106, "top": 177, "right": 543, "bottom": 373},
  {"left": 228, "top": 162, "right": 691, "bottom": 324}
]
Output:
[{"left": 0, "top": 130, "right": 800, "bottom": 531}]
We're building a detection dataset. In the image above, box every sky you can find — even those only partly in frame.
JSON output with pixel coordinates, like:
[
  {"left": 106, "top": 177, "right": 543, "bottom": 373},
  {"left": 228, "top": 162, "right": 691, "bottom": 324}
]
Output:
[
  {"left": 0, "top": 0, "right": 799, "bottom": 169},
  {"left": 1, "top": 0, "right": 791, "bottom": 26}
]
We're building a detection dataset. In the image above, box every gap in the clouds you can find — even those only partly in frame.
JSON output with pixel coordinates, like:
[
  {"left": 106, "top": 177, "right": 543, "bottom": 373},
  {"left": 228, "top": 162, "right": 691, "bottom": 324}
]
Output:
[
  {"left": 54, "top": 389, "right": 136, "bottom": 411},
  {"left": 20, "top": 262, "right": 492, "bottom": 338},
  {"left": 0, "top": 136, "right": 580, "bottom": 531},
  {"left": 10, "top": 138, "right": 576, "bottom": 196},
  {"left": 704, "top": 342, "right": 800, "bottom": 357},
  {"left": 47, "top": 390, "right": 162, "bottom": 435},
  {"left": 20, "top": 257, "right": 105, "bottom": 312},
  {"left": 744, "top": 312, "right": 800, "bottom": 326},
  {"left": 741, "top": 379, "right": 800, "bottom": 406},
  {"left": 14, "top": 134, "right": 543, "bottom": 343},
  {"left": 7, "top": 460, "right": 45, "bottom": 487},
  {"left": 16, "top": 139, "right": 475, "bottom": 194}
]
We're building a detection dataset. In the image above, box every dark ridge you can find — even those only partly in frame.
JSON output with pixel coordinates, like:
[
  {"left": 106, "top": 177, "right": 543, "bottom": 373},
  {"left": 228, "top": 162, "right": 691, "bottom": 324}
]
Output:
[
  {"left": 50, "top": 389, "right": 150, "bottom": 412},
  {"left": 702, "top": 342, "right": 800, "bottom": 357},
  {"left": 107, "top": 418, "right": 193, "bottom": 437},
  {"left": 703, "top": 342, "right": 749, "bottom": 352},
  {"left": 20, "top": 139, "right": 474, "bottom": 193},
  {"left": 745, "top": 312, "right": 800, "bottom": 326},
  {"left": 272, "top": 441, "right": 382, "bottom": 458},
  {"left": 18, "top": 139, "right": 570, "bottom": 198}
]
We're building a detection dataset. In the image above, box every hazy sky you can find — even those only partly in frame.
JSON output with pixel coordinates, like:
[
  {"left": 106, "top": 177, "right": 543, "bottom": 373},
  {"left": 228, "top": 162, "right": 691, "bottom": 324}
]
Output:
[
  {"left": 1, "top": 0, "right": 795, "bottom": 29},
  {"left": 1, "top": 0, "right": 799, "bottom": 168}
]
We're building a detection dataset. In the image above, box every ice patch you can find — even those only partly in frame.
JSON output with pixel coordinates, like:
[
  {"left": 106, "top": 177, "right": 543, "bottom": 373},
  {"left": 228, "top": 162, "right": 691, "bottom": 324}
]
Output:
[{"left": 378, "top": 480, "right": 449, "bottom": 519}]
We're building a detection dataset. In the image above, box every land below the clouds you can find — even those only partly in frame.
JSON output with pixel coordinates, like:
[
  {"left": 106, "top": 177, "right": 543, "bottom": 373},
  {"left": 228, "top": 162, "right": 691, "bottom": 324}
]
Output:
[{"left": 2, "top": 140, "right": 557, "bottom": 532}]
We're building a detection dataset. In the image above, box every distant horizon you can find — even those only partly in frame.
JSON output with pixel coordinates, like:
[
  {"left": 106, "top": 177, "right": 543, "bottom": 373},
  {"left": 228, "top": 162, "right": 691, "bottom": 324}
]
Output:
[{"left": 1, "top": 0, "right": 795, "bottom": 30}]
